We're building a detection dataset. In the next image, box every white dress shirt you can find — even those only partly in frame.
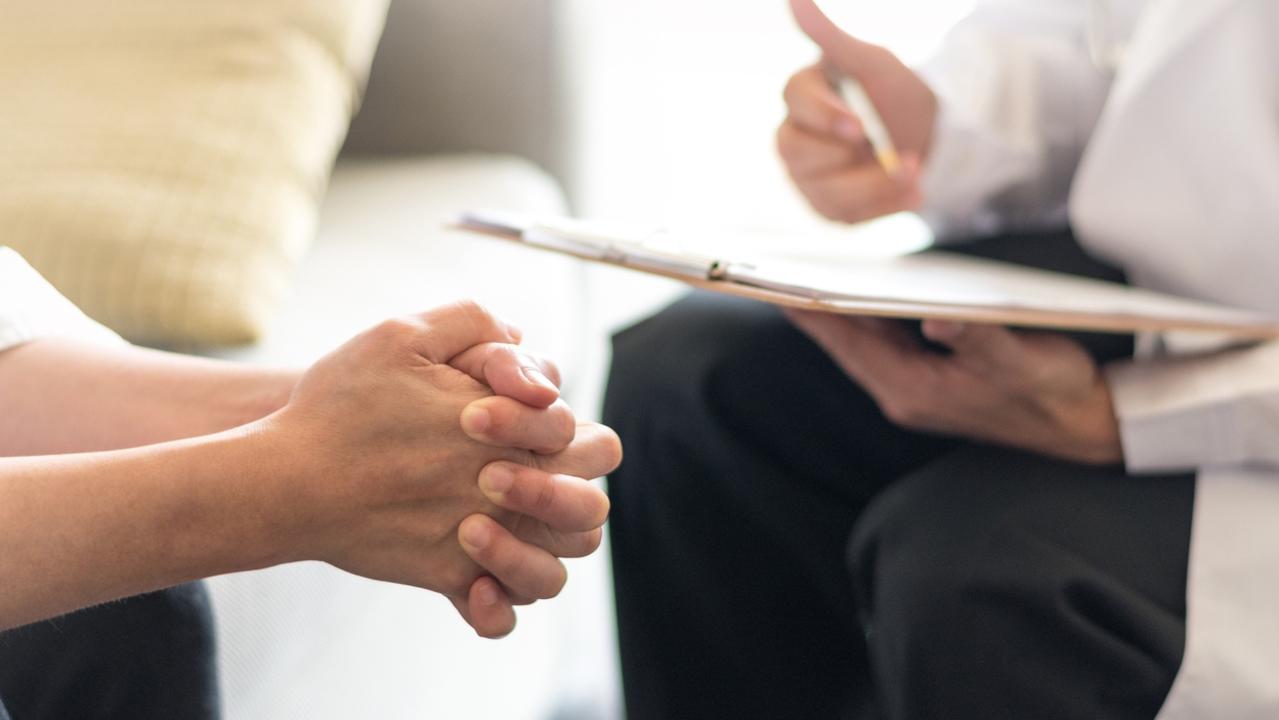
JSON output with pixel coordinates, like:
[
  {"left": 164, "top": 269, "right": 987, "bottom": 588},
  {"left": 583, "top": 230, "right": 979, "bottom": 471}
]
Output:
[
  {"left": 0, "top": 247, "right": 122, "bottom": 353},
  {"left": 917, "top": 0, "right": 1279, "bottom": 715}
]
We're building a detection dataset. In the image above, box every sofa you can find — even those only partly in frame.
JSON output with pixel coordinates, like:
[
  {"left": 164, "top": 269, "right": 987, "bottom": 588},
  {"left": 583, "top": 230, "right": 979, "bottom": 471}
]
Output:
[{"left": 204, "top": 2, "right": 683, "bottom": 717}]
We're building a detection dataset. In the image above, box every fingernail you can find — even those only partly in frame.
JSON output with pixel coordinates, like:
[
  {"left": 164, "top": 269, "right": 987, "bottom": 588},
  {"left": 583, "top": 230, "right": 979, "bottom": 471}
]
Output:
[
  {"left": 462, "top": 520, "right": 491, "bottom": 550},
  {"left": 521, "top": 367, "right": 557, "bottom": 392},
  {"left": 478, "top": 582, "right": 500, "bottom": 608},
  {"left": 481, "top": 464, "right": 516, "bottom": 496},
  {"left": 834, "top": 117, "right": 862, "bottom": 142},
  {"left": 461, "top": 406, "right": 491, "bottom": 434}
]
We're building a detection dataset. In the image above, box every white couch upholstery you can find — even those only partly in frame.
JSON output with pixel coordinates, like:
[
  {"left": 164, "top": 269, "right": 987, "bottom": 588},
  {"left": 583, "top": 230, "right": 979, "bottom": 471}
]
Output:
[
  {"left": 208, "top": 154, "right": 624, "bottom": 720},
  {"left": 199, "top": 2, "right": 671, "bottom": 716},
  {"left": 210, "top": 156, "right": 583, "bottom": 374}
]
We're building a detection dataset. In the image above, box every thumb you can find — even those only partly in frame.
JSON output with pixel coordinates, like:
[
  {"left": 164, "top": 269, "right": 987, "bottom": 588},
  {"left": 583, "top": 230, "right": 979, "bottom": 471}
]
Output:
[
  {"left": 409, "top": 301, "right": 522, "bottom": 364},
  {"left": 789, "top": 0, "right": 875, "bottom": 75},
  {"left": 450, "top": 343, "right": 562, "bottom": 409}
]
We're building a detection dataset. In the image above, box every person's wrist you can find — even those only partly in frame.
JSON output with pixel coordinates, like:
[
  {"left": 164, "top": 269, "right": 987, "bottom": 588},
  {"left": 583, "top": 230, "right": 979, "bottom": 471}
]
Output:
[
  {"left": 208, "top": 415, "right": 329, "bottom": 572},
  {"left": 229, "top": 369, "right": 300, "bottom": 426},
  {"left": 1054, "top": 380, "right": 1125, "bottom": 465}
]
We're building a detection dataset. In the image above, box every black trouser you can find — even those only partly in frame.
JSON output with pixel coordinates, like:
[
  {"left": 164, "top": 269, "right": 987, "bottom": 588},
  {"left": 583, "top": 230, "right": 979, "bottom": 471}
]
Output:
[
  {"left": 0, "top": 583, "right": 220, "bottom": 719},
  {"left": 604, "top": 230, "right": 1194, "bottom": 720}
]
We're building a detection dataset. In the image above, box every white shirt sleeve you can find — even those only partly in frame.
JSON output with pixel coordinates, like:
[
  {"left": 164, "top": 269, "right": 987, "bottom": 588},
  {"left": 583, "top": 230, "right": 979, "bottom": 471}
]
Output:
[
  {"left": 0, "top": 247, "right": 125, "bottom": 353},
  {"left": 1106, "top": 342, "right": 1279, "bottom": 474},
  {"left": 916, "top": 0, "right": 1115, "bottom": 242}
]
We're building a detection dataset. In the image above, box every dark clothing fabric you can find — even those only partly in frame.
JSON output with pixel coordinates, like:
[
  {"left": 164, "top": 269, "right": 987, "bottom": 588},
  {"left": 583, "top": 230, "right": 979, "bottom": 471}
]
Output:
[
  {"left": 604, "top": 230, "right": 1193, "bottom": 720},
  {"left": 0, "top": 583, "right": 220, "bottom": 720}
]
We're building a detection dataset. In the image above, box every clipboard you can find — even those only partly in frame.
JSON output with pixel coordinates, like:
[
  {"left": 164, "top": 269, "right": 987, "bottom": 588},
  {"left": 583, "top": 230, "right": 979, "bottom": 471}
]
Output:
[{"left": 452, "top": 210, "right": 1279, "bottom": 340}]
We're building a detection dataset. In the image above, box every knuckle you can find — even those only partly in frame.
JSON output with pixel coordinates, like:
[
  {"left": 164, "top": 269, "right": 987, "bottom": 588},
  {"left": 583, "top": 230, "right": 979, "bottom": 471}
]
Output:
[
  {"left": 459, "top": 534, "right": 493, "bottom": 567},
  {"left": 808, "top": 193, "right": 849, "bottom": 223},
  {"left": 539, "top": 564, "right": 569, "bottom": 600},
  {"left": 842, "top": 196, "right": 879, "bottom": 223},
  {"left": 832, "top": 205, "right": 864, "bottom": 224},
  {"left": 577, "top": 424, "right": 624, "bottom": 476},
  {"left": 826, "top": 192, "right": 873, "bottom": 223},
  {"left": 782, "top": 73, "right": 804, "bottom": 106},
  {"left": 580, "top": 527, "right": 604, "bottom": 556},
  {"left": 553, "top": 406, "right": 578, "bottom": 444},
  {"left": 515, "top": 346, "right": 542, "bottom": 365},
  {"left": 493, "top": 345, "right": 525, "bottom": 372},
  {"left": 871, "top": 184, "right": 911, "bottom": 215},
  {"left": 880, "top": 397, "right": 917, "bottom": 427},
  {"left": 591, "top": 493, "right": 612, "bottom": 528},
  {"left": 507, "top": 592, "right": 536, "bottom": 607},
  {"left": 540, "top": 358, "right": 563, "bottom": 386},
  {"left": 526, "top": 407, "right": 574, "bottom": 455},
  {"left": 782, "top": 65, "right": 823, "bottom": 106},
  {"left": 451, "top": 299, "right": 504, "bottom": 335},
  {"left": 440, "top": 564, "right": 477, "bottom": 598},
  {"left": 451, "top": 298, "right": 493, "bottom": 321},
  {"left": 776, "top": 123, "right": 800, "bottom": 163},
  {"left": 531, "top": 471, "right": 559, "bottom": 513},
  {"left": 371, "top": 316, "right": 420, "bottom": 345}
]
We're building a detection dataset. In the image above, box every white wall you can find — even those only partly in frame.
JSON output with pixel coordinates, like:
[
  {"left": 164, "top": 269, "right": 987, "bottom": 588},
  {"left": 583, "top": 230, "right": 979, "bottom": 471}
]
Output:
[
  {"left": 547, "top": 4, "right": 975, "bottom": 718},
  {"left": 560, "top": 0, "right": 974, "bottom": 229},
  {"left": 554, "top": 0, "right": 980, "bottom": 387}
]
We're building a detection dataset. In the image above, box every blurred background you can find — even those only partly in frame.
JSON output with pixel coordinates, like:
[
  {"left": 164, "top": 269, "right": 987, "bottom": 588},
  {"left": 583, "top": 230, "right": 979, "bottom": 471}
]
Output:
[
  {"left": 558, "top": 1, "right": 975, "bottom": 417},
  {"left": 2, "top": 0, "right": 974, "bottom": 718},
  {"left": 233, "top": 1, "right": 980, "bottom": 718},
  {"left": 484, "top": 2, "right": 975, "bottom": 717},
  {"left": 563, "top": 0, "right": 973, "bottom": 226}
]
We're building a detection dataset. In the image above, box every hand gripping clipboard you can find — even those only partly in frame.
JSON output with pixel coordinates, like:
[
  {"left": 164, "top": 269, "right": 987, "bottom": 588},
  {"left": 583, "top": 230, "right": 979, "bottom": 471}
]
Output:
[{"left": 452, "top": 210, "right": 1279, "bottom": 342}]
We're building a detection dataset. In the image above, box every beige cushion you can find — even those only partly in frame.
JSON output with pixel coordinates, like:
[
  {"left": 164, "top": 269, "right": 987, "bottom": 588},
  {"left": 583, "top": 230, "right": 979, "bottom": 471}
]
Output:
[{"left": 0, "top": 1, "right": 389, "bottom": 346}]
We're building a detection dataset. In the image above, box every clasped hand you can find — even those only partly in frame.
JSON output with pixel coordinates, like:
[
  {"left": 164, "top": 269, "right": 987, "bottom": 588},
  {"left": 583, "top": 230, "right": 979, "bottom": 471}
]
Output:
[{"left": 260, "top": 301, "right": 621, "bottom": 639}]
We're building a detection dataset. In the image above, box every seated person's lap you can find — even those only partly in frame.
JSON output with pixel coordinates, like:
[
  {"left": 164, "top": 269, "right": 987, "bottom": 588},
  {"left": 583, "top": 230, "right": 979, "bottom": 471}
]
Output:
[
  {"left": 0, "top": 583, "right": 219, "bottom": 720},
  {"left": 604, "top": 229, "right": 1193, "bottom": 720}
]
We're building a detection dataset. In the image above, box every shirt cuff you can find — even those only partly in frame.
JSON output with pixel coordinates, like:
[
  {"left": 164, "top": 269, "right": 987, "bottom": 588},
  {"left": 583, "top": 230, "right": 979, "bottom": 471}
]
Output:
[
  {"left": 1105, "top": 343, "right": 1279, "bottom": 474},
  {"left": 1108, "top": 359, "right": 1232, "bottom": 474},
  {"left": 0, "top": 248, "right": 125, "bottom": 354}
]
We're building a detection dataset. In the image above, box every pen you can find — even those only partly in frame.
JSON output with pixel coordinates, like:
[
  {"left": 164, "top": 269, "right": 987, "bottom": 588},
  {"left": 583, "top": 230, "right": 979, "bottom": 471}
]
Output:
[{"left": 826, "top": 68, "right": 903, "bottom": 178}]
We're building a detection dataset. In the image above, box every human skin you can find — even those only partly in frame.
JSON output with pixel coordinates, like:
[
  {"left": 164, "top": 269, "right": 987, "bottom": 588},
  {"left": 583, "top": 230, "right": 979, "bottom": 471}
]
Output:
[
  {"left": 778, "top": 0, "right": 936, "bottom": 224},
  {"left": 780, "top": 0, "right": 1123, "bottom": 465},
  {"left": 787, "top": 314, "right": 1123, "bottom": 464},
  {"left": 0, "top": 302, "right": 620, "bottom": 638}
]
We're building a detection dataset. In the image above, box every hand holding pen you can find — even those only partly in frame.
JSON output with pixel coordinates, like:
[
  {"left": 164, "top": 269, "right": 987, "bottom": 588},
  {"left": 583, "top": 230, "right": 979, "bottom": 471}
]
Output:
[{"left": 779, "top": 0, "right": 939, "bottom": 224}]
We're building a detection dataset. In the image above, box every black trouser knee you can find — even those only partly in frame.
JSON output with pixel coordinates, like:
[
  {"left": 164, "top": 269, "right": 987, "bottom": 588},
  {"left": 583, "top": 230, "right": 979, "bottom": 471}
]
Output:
[
  {"left": 0, "top": 583, "right": 221, "bottom": 720},
  {"left": 605, "top": 229, "right": 1189, "bottom": 720},
  {"left": 605, "top": 293, "right": 955, "bottom": 720},
  {"left": 850, "top": 446, "right": 1192, "bottom": 720}
]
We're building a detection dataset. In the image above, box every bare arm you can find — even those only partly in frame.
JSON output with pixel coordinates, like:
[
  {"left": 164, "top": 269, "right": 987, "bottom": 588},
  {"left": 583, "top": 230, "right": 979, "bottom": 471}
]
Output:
[
  {"left": 0, "top": 339, "right": 297, "bottom": 456},
  {"left": 0, "top": 427, "right": 293, "bottom": 629},
  {"left": 0, "top": 304, "right": 620, "bottom": 636}
]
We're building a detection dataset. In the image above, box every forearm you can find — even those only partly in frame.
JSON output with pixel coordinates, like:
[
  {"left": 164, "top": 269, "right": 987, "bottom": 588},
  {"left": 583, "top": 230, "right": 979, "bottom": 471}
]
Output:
[
  {"left": 0, "top": 425, "right": 297, "bottom": 630},
  {"left": 0, "top": 339, "right": 297, "bottom": 456}
]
